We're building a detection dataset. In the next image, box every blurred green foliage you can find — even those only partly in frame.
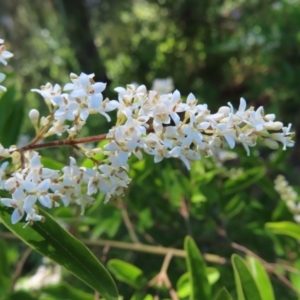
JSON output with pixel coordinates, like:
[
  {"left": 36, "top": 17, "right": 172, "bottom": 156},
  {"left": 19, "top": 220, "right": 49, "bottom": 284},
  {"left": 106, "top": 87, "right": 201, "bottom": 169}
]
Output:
[{"left": 1, "top": 0, "right": 300, "bottom": 299}]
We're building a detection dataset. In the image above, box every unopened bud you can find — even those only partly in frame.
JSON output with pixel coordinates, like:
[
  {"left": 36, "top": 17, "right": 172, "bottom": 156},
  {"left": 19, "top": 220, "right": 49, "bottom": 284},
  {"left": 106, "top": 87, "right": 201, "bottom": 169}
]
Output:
[
  {"left": 29, "top": 109, "right": 40, "bottom": 126},
  {"left": 264, "top": 114, "right": 276, "bottom": 121},
  {"left": 11, "top": 151, "right": 21, "bottom": 164},
  {"left": 264, "top": 121, "right": 283, "bottom": 131},
  {"left": 218, "top": 106, "right": 230, "bottom": 115},
  {"left": 263, "top": 138, "right": 279, "bottom": 149},
  {"left": 40, "top": 116, "right": 49, "bottom": 126}
]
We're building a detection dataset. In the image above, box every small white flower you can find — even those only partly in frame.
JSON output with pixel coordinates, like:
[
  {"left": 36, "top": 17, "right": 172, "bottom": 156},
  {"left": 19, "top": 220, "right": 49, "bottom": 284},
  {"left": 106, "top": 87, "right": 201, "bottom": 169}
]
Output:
[
  {"left": 0, "top": 40, "right": 13, "bottom": 66},
  {"left": 1, "top": 188, "right": 26, "bottom": 224},
  {"left": 0, "top": 72, "right": 7, "bottom": 92}
]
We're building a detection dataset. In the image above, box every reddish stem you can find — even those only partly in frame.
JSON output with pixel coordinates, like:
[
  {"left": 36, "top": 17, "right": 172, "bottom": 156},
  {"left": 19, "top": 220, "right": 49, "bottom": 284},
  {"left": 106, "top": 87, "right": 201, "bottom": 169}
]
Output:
[{"left": 15, "top": 134, "right": 107, "bottom": 153}]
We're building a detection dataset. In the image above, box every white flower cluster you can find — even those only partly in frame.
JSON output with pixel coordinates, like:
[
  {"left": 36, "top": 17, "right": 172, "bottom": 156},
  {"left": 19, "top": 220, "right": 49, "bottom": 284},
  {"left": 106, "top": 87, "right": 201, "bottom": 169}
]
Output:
[
  {"left": 274, "top": 175, "right": 300, "bottom": 223},
  {"left": 0, "top": 152, "right": 131, "bottom": 225},
  {"left": 0, "top": 38, "right": 295, "bottom": 226},
  {"left": 31, "top": 73, "right": 118, "bottom": 137},
  {"left": 0, "top": 39, "right": 13, "bottom": 92}
]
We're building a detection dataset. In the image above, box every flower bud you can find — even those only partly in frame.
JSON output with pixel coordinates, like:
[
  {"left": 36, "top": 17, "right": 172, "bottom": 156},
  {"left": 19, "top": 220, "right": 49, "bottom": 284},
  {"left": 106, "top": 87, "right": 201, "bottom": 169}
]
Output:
[
  {"left": 264, "top": 121, "right": 283, "bottom": 131},
  {"left": 264, "top": 114, "right": 276, "bottom": 121},
  {"left": 263, "top": 138, "right": 279, "bottom": 149},
  {"left": 29, "top": 109, "right": 40, "bottom": 126},
  {"left": 40, "top": 116, "right": 49, "bottom": 126},
  {"left": 11, "top": 151, "right": 21, "bottom": 164},
  {"left": 218, "top": 106, "right": 230, "bottom": 115}
]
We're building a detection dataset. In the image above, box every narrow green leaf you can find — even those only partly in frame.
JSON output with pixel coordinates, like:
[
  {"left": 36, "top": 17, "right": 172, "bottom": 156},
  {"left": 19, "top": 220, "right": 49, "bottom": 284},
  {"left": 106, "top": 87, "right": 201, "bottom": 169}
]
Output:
[
  {"left": 107, "top": 259, "right": 145, "bottom": 289},
  {"left": 0, "top": 206, "right": 118, "bottom": 300},
  {"left": 231, "top": 254, "right": 262, "bottom": 300},
  {"left": 184, "top": 236, "right": 211, "bottom": 300},
  {"left": 289, "top": 259, "right": 300, "bottom": 293},
  {"left": 42, "top": 282, "right": 94, "bottom": 300},
  {"left": 0, "top": 87, "right": 24, "bottom": 147},
  {"left": 265, "top": 221, "right": 300, "bottom": 240},
  {"left": 176, "top": 272, "right": 190, "bottom": 298},
  {"left": 246, "top": 256, "right": 275, "bottom": 300},
  {"left": 176, "top": 268, "right": 220, "bottom": 298},
  {"left": 7, "top": 290, "right": 38, "bottom": 300},
  {"left": 214, "top": 288, "right": 233, "bottom": 300},
  {"left": 0, "top": 239, "right": 9, "bottom": 277},
  {"left": 206, "top": 267, "right": 220, "bottom": 285},
  {"left": 41, "top": 157, "right": 64, "bottom": 170},
  {"left": 0, "top": 239, "right": 10, "bottom": 292},
  {"left": 130, "top": 292, "right": 154, "bottom": 300}
]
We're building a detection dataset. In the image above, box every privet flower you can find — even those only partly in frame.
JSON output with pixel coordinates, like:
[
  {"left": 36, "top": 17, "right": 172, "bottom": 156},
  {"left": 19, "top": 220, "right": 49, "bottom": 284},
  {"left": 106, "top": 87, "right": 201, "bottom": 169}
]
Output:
[
  {"left": 274, "top": 175, "right": 300, "bottom": 223},
  {"left": 0, "top": 37, "right": 295, "bottom": 225}
]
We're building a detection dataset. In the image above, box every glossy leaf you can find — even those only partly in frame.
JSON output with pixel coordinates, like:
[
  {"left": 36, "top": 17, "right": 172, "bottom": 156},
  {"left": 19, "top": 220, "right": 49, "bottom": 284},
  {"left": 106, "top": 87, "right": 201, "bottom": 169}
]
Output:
[
  {"left": 184, "top": 236, "right": 211, "bottom": 300},
  {"left": 0, "top": 87, "right": 24, "bottom": 147},
  {"left": 176, "top": 268, "right": 220, "bottom": 298},
  {"left": 246, "top": 256, "right": 275, "bottom": 300},
  {"left": 206, "top": 267, "right": 220, "bottom": 285},
  {"left": 42, "top": 282, "right": 94, "bottom": 300},
  {"left": 0, "top": 206, "right": 118, "bottom": 300},
  {"left": 107, "top": 259, "right": 145, "bottom": 289},
  {"left": 289, "top": 259, "right": 300, "bottom": 293},
  {"left": 0, "top": 239, "right": 10, "bottom": 292},
  {"left": 214, "top": 288, "right": 233, "bottom": 300},
  {"left": 41, "top": 157, "right": 64, "bottom": 170},
  {"left": 231, "top": 254, "right": 262, "bottom": 300},
  {"left": 265, "top": 221, "right": 300, "bottom": 240},
  {"left": 7, "top": 290, "right": 38, "bottom": 300}
]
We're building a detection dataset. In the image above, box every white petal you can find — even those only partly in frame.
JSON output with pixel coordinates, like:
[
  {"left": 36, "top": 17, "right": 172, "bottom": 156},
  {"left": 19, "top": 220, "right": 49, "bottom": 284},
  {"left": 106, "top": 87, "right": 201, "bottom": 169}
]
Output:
[
  {"left": 38, "top": 195, "right": 52, "bottom": 208},
  {"left": 224, "top": 135, "right": 235, "bottom": 149},
  {"left": 11, "top": 208, "right": 24, "bottom": 224},
  {"left": 38, "top": 178, "right": 51, "bottom": 191},
  {"left": 94, "top": 82, "right": 106, "bottom": 93},
  {"left": 239, "top": 97, "right": 247, "bottom": 112},
  {"left": 23, "top": 195, "right": 37, "bottom": 210}
]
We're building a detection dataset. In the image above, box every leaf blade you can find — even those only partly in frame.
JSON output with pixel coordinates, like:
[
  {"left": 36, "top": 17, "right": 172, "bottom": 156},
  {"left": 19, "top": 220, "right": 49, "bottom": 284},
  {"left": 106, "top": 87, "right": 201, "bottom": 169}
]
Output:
[
  {"left": 107, "top": 259, "right": 145, "bottom": 289},
  {"left": 214, "top": 287, "right": 233, "bottom": 300},
  {"left": 231, "top": 254, "right": 262, "bottom": 300},
  {"left": 184, "top": 236, "right": 211, "bottom": 300},
  {"left": 265, "top": 221, "right": 300, "bottom": 240},
  {"left": 0, "top": 206, "right": 118, "bottom": 300},
  {"left": 246, "top": 256, "right": 275, "bottom": 300}
]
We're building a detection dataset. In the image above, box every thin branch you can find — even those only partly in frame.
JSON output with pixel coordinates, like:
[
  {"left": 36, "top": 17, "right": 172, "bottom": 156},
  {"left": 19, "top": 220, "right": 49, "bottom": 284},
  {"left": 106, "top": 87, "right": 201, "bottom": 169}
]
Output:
[
  {"left": 10, "top": 247, "right": 32, "bottom": 292},
  {"left": 16, "top": 134, "right": 107, "bottom": 153},
  {"left": 0, "top": 231, "right": 226, "bottom": 264},
  {"left": 231, "top": 242, "right": 300, "bottom": 296},
  {"left": 149, "top": 252, "right": 179, "bottom": 300},
  {"left": 118, "top": 198, "right": 140, "bottom": 244}
]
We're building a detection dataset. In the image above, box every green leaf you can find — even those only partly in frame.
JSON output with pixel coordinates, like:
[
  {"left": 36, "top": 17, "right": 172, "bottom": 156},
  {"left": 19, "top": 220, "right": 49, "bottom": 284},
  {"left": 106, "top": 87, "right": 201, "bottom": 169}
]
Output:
[
  {"left": 289, "top": 259, "right": 300, "bottom": 293},
  {"left": 6, "top": 290, "right": 38, "bottom": 300},
  {"left": 130, "top": 292, "right": 154, "bottom": 300},
  {"left": 223, "top": 167, "right": 265, "bottom": 195},
  {"left": 107, "top": 259, "right": 145, "bottom": 289},
  {"left": 265, "top": 221, "right": 300, "bottom": 240},
  {"left": 42, "top": 282, "right": 94, "bottom": 300},
  {"left": 246, "top": 256, "right": 275, "bottom": 300},
  {"left": 0, "top": 239, "right": 9, "bottom": 278},
  {"left": 184, "top": 236, "right": 211, "bottom": 300},
  {"left": 231, "top": 254, "right": 262, "bottom": 300},
  {"left": 0, "top": 87, "right": 24, "bottom": 147},
  {"left": 206, "top": 267, "right": 220, "bottom": 285},
  {"left": 0, "top": 206, "right": 118, "bottom": 300},
  {"left": 41, "top": 157, "right": 64, "bottom": 170},
  {"left": 176, "top": 272, "right": 190, "bottom": 298},
  {"left": 176, "top": 268, "right": 219, "bottom": 298},
  {"left": 214, "top": 288, "right": 233, "bottom": 300},
  {"left": 0, "top": 239, "right": 10, "bottom": 292}
]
